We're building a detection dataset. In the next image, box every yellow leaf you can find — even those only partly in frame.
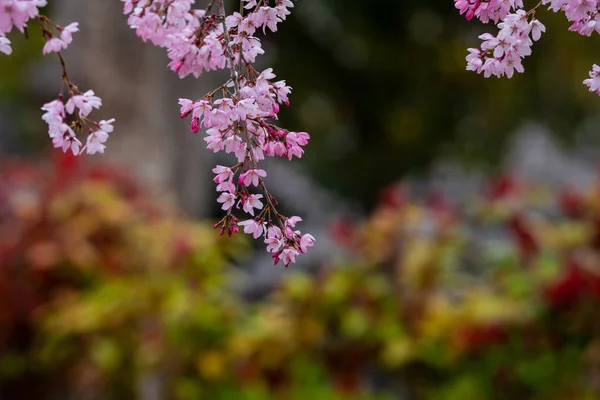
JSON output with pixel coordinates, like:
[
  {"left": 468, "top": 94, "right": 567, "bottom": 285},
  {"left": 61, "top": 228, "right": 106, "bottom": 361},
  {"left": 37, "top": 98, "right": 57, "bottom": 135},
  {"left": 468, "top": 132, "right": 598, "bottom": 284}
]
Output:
[{"left": 197, "top": 351, "right": 225, "bottom": 381}]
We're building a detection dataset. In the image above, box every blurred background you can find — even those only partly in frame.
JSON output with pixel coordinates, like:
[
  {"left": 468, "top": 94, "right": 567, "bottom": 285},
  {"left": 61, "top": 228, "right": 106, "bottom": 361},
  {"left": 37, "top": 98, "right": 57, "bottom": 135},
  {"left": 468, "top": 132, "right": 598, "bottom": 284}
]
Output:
[{"left": 2, "top": 0, "right": 600, "bottom": 399}]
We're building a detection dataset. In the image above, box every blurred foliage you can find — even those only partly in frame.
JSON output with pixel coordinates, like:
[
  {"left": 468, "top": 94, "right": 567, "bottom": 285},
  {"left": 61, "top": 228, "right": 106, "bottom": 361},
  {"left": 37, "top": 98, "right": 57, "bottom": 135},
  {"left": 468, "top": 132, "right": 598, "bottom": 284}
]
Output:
[
  {"left": 3, "top": 157, "right": 600, "bottom": 399},
  {"left": 0, "top": 154, "right": 387, "bottom": 400},
  {"left": 273, "top": 1, "right": 600, "bottom": 206},
  {"left": 320, "top": 175, "right": 600, "bottom": 398}
]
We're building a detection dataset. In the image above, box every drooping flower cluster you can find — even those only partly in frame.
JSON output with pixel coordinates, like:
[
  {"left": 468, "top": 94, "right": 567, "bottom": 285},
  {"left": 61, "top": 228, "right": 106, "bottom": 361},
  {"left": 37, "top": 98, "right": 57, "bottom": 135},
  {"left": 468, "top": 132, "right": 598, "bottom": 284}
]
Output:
[
  {"left": 456, "top": 0, "right": 600, "bottom": 95},
  {"left": 543, "top": 0, "right": 600, "bottom": 36},
  {"left": 122, "top": 0, "right": 292, "bottom": 78},
  {"left": 455, "top": 0, "right": 524, "bottom": 23},
  {"left": 0, "top": 0, "right": 114, "bottom": 155},
  {"left": 466, "top": 10, "right": 545, "bottom": 78},
  {"left": 0, "top": 0, "right": 313, "bottom": 264},
  {"left": 0, "top": 0, "right": 46, "bottom": 55},
  {"left": 41, "top": 21, "right": 78, "bottom": 54},
  {"left": 41, "top": 93, "right": 114, "bottom": 155},
  {"left": 584, "top": 64, "right": 600, "bottom": 95},
  {"left": 122, "top": 0, "right": 314, "bottom": 265}
]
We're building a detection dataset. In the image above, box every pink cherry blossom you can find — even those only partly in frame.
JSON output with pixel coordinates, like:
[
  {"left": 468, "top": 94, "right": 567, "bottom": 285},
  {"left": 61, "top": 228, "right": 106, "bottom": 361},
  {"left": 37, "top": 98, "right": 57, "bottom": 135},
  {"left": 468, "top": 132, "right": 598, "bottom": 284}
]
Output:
[
  {"left": 0, "top": 35, "right": 11, "bottom": 54},
  {"left": 83, "top": 118, "right": 114, "bottom": 155},
  {"left": 278, "top": 247, "right": 299, "bottom": 267},
  {"left": 584, "top": 64, "right": 600, "bottom": 94},
  {"left": 42, "top": 37, "right": 64, "bottom": 54},
  {"left": 454, "top": 0, "right": 524, "bottom": 24},
  {"left": 84, "top": 131, "right": 108, "bottom": 155},
  {"left": 65, "top": 90, "right": 102, "bottom": 117},
  {"left": 241, "top": 194, "right": 263, "bottom": 216},
  {"left": 216, "top": 180, "right": 236, "bottom": 194},
  {"left": 217, "top": 192, "right": 236, "bottom": 211},
  {"left": 0, "top": 0, "right": 47, "bottom": 34},
  {"left": 239, "top": 169, "right": 267, "bottom": 187},
  {"left": 264, "top": 226, "right": 283, "bottom": 253},
  {"left": 238, "top": 219, "right": 264, "bottom": 239},
  {"left": 59, "top": 22, "right": 79, "bottom": 45},
  {"left": 2, "top": 0, "right": 313, "bottom": 265},
  {"left": 41, "top": 21, "right": 79, "bottom": 54},
  {"left": 54, "top": 129, "right": 82, "bottom": 156},
  {"left": 213, "top": 165, "right": 234, "bottom": 183},
  {"left": 299, "top": 233, "right": 316, "bottom": 253},
  {"left": 459, "top": 0, "right": 600, "bottom": 95},
  {"left": 0, "top": 1, "right": 118, "bottom": 154}
]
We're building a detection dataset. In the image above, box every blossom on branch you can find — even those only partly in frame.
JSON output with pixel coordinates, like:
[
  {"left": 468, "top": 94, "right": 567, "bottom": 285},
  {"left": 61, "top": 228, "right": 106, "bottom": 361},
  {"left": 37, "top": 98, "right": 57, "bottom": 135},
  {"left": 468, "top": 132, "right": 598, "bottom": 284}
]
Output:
[
  {"left": 456, "top": 0, "right": 600, "bottom": 95},
  {"left": 1, "top": 0, "right": 115, "bottom": 156},
  {"left": 120, "top": 0, "right": 314, "bottom": 264}
]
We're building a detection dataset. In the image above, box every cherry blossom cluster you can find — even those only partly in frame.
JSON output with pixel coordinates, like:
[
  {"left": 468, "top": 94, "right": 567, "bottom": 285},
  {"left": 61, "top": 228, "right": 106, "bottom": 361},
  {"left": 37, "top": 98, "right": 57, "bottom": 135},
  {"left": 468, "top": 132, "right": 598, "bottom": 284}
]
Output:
[
  {"left": 0, "top": 0, "right": 46, "bottom": 55},
  {"left": 0, "top": 0, "right": 114, "bottom": 155},
  {"left": 466, "top": 10, "right": 545, "bottom": 78},
  {"left": 42, "top": 94, "right": 114, "bottom": 155},
  {"left": 456, "top": 0, "right": 600, "bottom": 95},
  {"left": 122, "top": 0, "right": 314, "bottom": 266},
  {"left": 543, "top": 0, "right": 600, "bottom": 36},
  {"left": 455, "top": 0, "right": 524, "bottom": 23},
  {"left": 458, "top": 2, "right": 545, "bottom": 79}
]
